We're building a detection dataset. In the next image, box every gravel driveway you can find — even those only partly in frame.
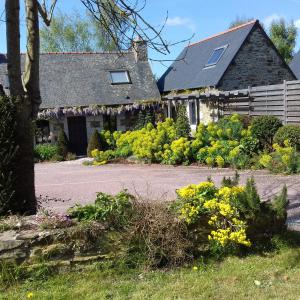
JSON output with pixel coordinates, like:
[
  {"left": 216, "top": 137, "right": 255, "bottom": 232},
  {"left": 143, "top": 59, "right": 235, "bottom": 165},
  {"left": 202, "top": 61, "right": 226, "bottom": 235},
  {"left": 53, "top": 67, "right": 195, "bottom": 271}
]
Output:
[{"left": 35, "top": 161, "right": 300, "bottom": 227}]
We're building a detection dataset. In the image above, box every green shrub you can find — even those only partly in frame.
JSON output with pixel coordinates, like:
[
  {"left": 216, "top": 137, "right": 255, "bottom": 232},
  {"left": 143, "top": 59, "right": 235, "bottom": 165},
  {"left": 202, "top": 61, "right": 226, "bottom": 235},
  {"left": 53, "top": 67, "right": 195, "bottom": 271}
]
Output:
[
  {"left": 68, "top": 190, "right": 135, "bottom": 228},
  {"left": 175, "top": 177, "right": 288, "bottom": 251},
  {"left": 251, "top": 116, "right": 282, "bottom": 150},
  {"left": 57, "top": 129, "right": 69, "bottom": 159},
  {"left": 135, "top": 109, "right": 154, "bottom": 130},
  {"left": 0, "top": 96, "right": 17, "bottom": 216},
  {"left": 274, "top": 124, "right": 300, "bottom": 149},
  {"left": 87, "top": 130, "right": 102, "bottom": 157},
  {"left": 259, "top": 142, "right": 300, "bottom": 174},
  {"left": 175, "top": 104, "right": 191, "bottom": 138},
  {"left": 34, "top": 144, "right": 58, "bottom": 161}
]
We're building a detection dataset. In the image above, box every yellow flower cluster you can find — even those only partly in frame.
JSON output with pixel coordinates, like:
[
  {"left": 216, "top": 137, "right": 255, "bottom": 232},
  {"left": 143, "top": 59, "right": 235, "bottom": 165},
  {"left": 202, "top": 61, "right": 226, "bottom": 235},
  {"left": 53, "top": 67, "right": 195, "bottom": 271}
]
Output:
[
  {"left": 177, "top": 180, "right": 251, "bottom": 248},
  {"left": 208, "top": 228, "right": 251, "bottom": 247},
  {"left": 259, "top": 140, "right": 300, "bottom": 174}
]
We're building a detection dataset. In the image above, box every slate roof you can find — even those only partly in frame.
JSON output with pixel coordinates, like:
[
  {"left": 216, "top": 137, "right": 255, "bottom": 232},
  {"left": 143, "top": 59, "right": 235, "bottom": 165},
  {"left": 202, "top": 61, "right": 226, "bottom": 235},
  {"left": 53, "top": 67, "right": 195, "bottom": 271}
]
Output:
[
  {"left": 290, "top": 50, "right": 300, "bottom": 79},
  {"left": 0, "top": 51, "right": 160, "bottom": 109},
  {"left": 158, "top": 20, "right": 259, "bottom": 92}
]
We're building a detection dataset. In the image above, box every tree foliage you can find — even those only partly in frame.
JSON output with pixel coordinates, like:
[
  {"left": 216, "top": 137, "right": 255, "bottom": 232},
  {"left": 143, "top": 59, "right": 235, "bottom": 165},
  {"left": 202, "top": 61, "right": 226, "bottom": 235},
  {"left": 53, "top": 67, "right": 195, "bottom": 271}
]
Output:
[
  {"left": 87, "top": 130, "right": 102, "bottom": 157},
  {"left": 175, "top": 105, "right": 191, "bottom": 139},
  {"left": 0, "top": 96, "right": 18, "bottom": 215},
  {"left": 269, "top": 18, "right": 297, "bottom": 63},
  {"left": 57, "top": 129, "right": 69, "bottom": 160},
  {"left": 229, "top": 17, "right": 254, "bottom": 29},
  {"left": 40, "top": 11, "right": 118, "bottom": 52}
]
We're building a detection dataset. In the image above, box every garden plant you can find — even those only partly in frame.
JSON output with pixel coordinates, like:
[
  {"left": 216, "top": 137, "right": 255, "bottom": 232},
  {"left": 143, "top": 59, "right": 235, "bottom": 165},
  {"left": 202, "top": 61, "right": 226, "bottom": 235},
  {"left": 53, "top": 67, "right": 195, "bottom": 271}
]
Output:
[{"left": 89, "top": 113, "right": 300, "bottom": 174}]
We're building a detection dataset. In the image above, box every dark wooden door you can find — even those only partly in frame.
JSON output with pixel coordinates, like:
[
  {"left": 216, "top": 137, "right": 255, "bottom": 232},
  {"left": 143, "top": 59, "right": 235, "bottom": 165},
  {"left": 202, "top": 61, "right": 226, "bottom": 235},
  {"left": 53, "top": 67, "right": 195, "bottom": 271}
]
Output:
[{"left": 67, "top": 116, "right": 88, "bottom": 156}]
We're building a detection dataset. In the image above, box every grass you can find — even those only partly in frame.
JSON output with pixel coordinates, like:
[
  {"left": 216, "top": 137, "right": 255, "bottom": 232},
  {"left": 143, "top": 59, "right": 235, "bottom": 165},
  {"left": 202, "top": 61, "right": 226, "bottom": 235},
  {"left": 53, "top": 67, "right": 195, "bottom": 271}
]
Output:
[{"left": 1, "top": 243, "right": 300, "bottom": 300}]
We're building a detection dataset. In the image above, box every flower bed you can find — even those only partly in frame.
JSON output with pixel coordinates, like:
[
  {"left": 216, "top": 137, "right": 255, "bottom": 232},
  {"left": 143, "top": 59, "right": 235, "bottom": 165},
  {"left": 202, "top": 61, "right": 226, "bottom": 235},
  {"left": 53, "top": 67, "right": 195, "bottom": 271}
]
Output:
[{"left": 88, "top": 114, "right": 300, "bottom": 174}]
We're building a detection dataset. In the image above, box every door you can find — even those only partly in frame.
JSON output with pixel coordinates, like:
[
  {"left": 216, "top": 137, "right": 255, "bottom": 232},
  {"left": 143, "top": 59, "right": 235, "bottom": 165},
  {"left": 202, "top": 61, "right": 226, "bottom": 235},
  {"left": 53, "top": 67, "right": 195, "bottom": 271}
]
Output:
[{"left": 67, "top": 116, "right": 88, "bottom": 156}]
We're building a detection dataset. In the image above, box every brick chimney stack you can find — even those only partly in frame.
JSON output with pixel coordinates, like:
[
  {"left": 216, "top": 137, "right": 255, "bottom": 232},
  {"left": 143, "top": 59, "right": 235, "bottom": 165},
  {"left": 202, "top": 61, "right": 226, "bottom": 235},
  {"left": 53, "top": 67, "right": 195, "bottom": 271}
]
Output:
[{"left": 132, "top": 37, "right": 148, "bottom": 62}]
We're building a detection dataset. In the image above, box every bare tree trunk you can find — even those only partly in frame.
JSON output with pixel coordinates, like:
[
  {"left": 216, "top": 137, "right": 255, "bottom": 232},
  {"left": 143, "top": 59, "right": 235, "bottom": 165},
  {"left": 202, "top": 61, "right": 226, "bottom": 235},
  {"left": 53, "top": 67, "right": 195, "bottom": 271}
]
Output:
[
  {"left": 24, "top": 0, "right": 42, "bottom": 117},
  {"left": 5, "top": 0, "right": 37, "bottom": 214}
]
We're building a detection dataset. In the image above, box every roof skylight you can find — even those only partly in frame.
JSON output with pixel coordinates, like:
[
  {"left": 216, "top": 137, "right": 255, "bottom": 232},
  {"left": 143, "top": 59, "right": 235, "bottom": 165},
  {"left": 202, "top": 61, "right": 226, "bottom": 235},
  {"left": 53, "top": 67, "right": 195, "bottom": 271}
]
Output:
[
  {"left": 205, "top": 45, "right": 228, "bottom": 67},
  {"left": 110, "top": 71, "right": 131, "bottom": 84}
]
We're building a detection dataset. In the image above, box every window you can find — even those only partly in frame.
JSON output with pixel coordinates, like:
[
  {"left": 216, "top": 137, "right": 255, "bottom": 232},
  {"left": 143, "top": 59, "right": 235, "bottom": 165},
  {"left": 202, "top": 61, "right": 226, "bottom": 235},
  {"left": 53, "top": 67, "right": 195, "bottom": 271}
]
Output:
[
  {"left": 110, "top": 71, "right": 131, "bottom": 84},
  {"left": 189, "top": 101, "right": 197, "bottom": 125},
  {"left": 103, "top": 115, "right": 117, "bottom": 132},
  {"left": 90, "top": 121, "right": 101, "bottom": 128},
  {"left": 35, "top": 120, "right": 50, "bottom": 144},
  {"left": 205, "top": 45, "right": 228, "bottom": 67}
]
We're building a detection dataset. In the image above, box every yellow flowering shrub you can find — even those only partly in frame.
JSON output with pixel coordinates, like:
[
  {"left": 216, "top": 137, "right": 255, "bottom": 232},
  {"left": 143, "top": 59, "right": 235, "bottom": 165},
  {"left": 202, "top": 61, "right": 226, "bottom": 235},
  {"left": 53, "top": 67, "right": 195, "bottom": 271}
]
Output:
[
  {"left": 176, "top": 180, "right": 251, "bottom": 248},
  {"left": 259, "top": 140, "right": 300, "bottom": 174}
]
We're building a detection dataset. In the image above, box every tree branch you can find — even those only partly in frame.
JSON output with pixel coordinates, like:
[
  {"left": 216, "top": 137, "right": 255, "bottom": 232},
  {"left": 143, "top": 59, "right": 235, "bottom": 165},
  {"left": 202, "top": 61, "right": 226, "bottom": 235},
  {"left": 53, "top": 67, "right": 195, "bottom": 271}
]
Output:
[{"left": 37, "top": 0, "right": 57, "bottom": 26}]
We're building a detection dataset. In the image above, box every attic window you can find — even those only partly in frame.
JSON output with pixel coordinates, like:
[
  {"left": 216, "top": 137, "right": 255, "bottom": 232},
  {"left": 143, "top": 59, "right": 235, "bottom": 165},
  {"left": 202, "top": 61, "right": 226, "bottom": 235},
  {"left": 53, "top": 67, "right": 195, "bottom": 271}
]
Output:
[
  {"left": 205, "top": 45, "right": 228, "bottom": 67},
  {"left": 110, "top": 71, "right": 131, "bottom": 84}
]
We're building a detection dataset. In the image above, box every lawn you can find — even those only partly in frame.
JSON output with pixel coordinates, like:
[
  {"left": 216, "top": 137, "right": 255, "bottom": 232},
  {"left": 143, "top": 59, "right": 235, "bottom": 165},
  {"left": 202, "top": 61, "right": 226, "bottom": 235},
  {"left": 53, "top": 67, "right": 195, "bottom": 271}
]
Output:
[{"left": 2, "top": 245, "right": 300, "bottom": 300}]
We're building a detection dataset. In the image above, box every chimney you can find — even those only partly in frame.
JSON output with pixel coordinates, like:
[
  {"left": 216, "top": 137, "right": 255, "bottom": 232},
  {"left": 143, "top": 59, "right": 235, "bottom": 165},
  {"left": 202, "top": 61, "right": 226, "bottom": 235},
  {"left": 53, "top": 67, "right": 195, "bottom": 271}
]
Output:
[{"left": 132, "top": 37, "right": 148, "bottom": 62}]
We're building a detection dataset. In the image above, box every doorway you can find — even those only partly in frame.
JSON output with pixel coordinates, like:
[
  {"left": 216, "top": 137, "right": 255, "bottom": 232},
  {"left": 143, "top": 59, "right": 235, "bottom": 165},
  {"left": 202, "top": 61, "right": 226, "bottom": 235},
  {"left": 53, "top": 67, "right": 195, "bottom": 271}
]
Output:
[{"left": 67, "top": 116, "right": 88, "bottom": 156}]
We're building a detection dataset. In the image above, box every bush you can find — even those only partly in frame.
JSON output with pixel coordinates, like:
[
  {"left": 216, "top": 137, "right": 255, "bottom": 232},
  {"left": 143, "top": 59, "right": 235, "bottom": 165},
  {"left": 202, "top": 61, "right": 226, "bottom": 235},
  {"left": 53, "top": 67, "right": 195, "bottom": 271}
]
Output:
[
  {"left": 174, "top": 177, "right": 288, "bottom": 251},
  {"left": 251, "top": 116, "right": 282, "bottom": 150},
  {"left": 87, "top": 130, "right": 102, "bottom": 157},
  {"left": 175, "top": 104, "right": 191, "bottom": 138},
  {"left": 126, "top": 202, "right": 191, "bottom": 268},
  {"left": 274, "top": 124, "right": 300, "bottom": 150},
  {"left": 0, "top": 96, "right": 17, "bottom": 216},
  {"left": 135, "top": 109, "right": 154, "bottom": 130},
  {"left": 68, "top": 190, "right": 135, "bottom": 229},
  {"left": 57, "top": 129, "right": 69, "bottom": 159},
  {"left": 259, "top": 141, "right": 300, "bottom": 174},
  {"left": 34, "top": 144, "right": 58, "bottom": 161}
]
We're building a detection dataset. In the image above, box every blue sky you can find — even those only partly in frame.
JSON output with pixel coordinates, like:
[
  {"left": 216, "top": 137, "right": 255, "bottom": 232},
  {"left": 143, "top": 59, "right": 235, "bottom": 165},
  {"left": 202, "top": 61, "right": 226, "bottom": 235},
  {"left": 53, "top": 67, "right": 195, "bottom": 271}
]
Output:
[{"left": 0, "top": 0, "right": 300, "bottom": 76}]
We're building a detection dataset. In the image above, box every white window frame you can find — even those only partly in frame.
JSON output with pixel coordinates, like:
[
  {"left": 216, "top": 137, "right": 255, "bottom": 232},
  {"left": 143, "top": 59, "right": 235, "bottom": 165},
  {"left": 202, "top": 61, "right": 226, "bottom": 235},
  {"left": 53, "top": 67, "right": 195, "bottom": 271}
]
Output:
[
  {"left": 204, "top": 44, "right": 229, "bottom": 68},
  {"left": 110, "top": 70, "right": 131, "bottom": 84}
]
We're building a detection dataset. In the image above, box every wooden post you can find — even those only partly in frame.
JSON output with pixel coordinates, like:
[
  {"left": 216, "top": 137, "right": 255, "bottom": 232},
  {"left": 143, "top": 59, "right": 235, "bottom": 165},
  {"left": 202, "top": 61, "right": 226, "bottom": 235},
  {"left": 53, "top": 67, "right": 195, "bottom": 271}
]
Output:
[
  {"left": 167, "top": 99, "right": 172, "bottom": 118},
  {"left": 283, "top": 80, "right": 287, "bottom": 125}
]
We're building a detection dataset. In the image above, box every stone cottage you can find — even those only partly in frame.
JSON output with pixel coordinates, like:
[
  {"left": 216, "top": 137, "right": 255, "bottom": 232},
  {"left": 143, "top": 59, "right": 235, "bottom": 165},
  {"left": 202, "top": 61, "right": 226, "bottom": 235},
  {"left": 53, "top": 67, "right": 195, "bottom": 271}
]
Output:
[
  {"left": 158, "top": 20, "right": 296, "bottom": 127},
  {"left": 290, "top": 50, "right": 300, "bottom": 79},
  {"left": 0, "top": 40, "right": 160, "bottom": 156}
]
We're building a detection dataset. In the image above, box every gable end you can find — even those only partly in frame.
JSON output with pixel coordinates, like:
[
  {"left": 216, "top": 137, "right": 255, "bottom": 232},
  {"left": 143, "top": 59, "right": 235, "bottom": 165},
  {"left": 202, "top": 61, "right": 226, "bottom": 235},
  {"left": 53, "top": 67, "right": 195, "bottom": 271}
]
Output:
[{"left": 217, "top": 22, "right": 296, "bottom": 90}]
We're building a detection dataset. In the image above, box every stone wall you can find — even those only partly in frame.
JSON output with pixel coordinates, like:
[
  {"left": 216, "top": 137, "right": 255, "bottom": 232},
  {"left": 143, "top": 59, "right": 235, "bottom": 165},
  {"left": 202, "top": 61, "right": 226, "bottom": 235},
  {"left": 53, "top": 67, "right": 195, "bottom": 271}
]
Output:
[
  {"left": 0, "top": 222, "right": 113, "bottom": 268},
  {"left": 218, "top": 25, "right": 296, "bottom": 90}
]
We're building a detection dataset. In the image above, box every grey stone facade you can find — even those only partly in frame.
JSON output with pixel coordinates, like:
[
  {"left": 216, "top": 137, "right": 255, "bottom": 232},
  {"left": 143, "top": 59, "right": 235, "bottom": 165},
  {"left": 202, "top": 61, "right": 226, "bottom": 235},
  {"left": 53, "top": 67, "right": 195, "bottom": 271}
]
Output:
[{"left": 218, "top": 26, "right": 296, "bottom": 90}]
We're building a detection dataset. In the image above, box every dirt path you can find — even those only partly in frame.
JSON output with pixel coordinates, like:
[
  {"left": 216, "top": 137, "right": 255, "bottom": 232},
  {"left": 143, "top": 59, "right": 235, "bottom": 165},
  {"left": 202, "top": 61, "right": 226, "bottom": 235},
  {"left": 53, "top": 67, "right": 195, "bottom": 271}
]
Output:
[{"left": 35, "top": 162, "right": 300, "bottom": 227}]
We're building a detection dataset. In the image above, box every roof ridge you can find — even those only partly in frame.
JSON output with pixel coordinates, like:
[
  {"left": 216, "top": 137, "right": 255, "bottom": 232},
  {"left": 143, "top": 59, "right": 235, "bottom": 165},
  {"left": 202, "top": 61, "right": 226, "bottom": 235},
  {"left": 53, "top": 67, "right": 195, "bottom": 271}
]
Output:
[
  {"left": 188, "top": 19, "right": 258, "bottom": 47},
  {"left": 37, "top": 51, "right": 131, "bottom": 55}
]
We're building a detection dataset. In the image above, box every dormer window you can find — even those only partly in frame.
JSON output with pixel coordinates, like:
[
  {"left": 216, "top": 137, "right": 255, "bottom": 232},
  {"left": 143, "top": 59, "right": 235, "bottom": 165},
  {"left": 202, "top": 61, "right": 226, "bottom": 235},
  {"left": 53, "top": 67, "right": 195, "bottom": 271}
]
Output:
[
  {"left": 110, "top": 70, "right": 131, "bottom": 84},
  {"left": 205, "top": 45, "right": 228, "bottom": 67}
]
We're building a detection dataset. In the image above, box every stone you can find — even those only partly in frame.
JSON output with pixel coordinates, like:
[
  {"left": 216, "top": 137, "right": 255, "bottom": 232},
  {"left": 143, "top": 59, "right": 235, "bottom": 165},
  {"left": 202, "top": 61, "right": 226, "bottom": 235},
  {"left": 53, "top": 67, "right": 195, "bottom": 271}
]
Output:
[
  {"left": 42, "top": 243, "right": 73, "bottom": 259},
  {"left": 0, "top": 231, "right": 25, "bottom": 252},
  {"left": 15, "top": 231, "right": 39, "bottom": 241}
]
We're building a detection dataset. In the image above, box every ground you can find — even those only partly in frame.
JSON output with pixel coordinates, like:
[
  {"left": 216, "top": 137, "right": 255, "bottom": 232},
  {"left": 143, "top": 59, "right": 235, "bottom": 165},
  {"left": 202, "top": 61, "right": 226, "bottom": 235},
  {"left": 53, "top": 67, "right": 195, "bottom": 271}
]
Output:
[
  {"left": 2, "top": 246, "right": 300, "bottom": 300},
  {"left": 35, "top": 161, "right": 300, "bottom": 227}
]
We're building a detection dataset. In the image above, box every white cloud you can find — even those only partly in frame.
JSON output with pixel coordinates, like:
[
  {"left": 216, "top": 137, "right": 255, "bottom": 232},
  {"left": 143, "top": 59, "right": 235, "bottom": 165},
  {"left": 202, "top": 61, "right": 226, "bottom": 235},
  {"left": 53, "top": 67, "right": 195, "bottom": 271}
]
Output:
[
  {"left": 166, "top": 16, "right": 196, "bottom": 31},
  {"left": 294, "top": 19, "right": 300, "bottom": 29},
  {"left": 264, "top": 14, "right": 283, "bottom": 28}
]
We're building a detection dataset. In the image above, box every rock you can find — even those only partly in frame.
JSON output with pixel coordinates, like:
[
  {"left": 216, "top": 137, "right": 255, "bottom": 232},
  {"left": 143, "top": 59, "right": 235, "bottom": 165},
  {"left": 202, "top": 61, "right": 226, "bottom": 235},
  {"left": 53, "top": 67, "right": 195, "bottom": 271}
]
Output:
[
  {"left": 0, "top": 231, "right": 25, "bottom": 252},
  {"left": 15, "top": 231, "right": 39, "bottom": 241},
  {"left": 0, "top": 248, "right": 27, "bottom": 260},
  {"left": 42, "top": 243, "right": 73, "bottom": 259}
]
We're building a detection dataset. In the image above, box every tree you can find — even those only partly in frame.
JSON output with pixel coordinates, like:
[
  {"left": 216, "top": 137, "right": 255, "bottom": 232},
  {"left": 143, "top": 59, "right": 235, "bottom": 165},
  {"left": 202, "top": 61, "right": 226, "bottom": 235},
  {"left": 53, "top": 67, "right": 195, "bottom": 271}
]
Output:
[
  {"left": 57, "top": 129, "right": 69, "bottom": 160},
  {"left": 3, "top": 0, "right": 171, "bottom": 215},
  {"left": 269, "top": 19, "right": 297, "bottom": 63},
  {"left": 5, "top": 0, "right": 57, "bottom": 215},
  {"left": 87, "top": 130, "right": 102, "bottom": 157},
  {"left": 40, "top": 11, "right": 118, "bottom": 52},
  {"left": 229, "top": 17, "right": 254, "bottom": 29},
  {"left": 175, "top": 105, "right": 191, "bottom": 138}
]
